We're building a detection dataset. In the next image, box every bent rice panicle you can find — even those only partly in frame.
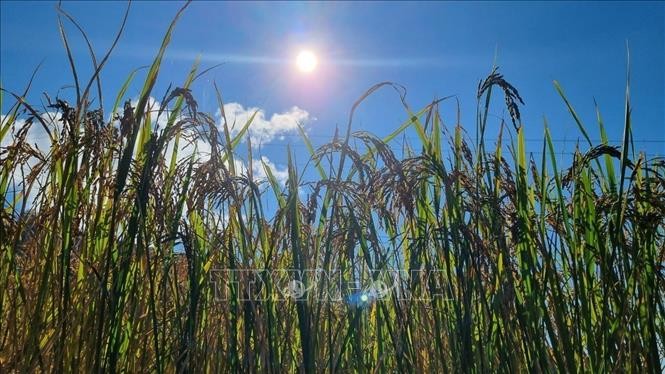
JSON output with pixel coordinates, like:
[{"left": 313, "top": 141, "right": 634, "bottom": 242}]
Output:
[{"left": 1, "top": 3, "right": 663, "bottom": 373}]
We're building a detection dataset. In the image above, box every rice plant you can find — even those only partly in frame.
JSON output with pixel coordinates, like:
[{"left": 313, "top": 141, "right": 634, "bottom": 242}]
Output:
[{"left": 1, "top": 3, "right": 663, "bottom": 373}]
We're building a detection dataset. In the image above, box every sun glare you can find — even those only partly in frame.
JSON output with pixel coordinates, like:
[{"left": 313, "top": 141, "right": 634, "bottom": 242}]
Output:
[{"left": 296, "top": 50, "right": 318, "bottom": 73}]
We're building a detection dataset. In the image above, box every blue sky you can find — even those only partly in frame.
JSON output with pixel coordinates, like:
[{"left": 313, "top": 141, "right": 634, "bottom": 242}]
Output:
[{"left": 2, "top": 1, "right": 664, "bottom": 173}]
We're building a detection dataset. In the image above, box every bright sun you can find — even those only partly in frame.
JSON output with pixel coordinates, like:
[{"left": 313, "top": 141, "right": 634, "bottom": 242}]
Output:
[{"left": 296, "top": 50, "right": 318, "bottom": 73}]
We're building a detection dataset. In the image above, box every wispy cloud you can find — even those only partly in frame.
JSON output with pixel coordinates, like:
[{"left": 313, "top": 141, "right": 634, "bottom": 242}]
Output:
[
  {"left": 134, "top": 48, "right": 450, "bottom": 68},
  {"left": 169, "top": 50, "right": 286, "bottom": 65},
  {"left": 332, "top": 57, "right": 444, "bottom": 67}
]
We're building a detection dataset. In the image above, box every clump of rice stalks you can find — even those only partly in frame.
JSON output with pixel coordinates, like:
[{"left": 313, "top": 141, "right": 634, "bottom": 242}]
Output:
[{"left": 1, "top": 3, "right": 663, "bottom": 373}]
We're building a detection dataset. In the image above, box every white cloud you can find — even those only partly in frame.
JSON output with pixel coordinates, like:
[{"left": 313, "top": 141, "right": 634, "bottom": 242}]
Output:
[
  {"left": 252, "top": 156, "right": 289, "bottom": 186},
  {"left": 2, "top": 99, "right": 299, "bottom": 210},
  {"left": 1, "top": 112, "right": 62, "bottom": 209},
  {"left": 1, "top": 112, "right": 61, "bottom": 150},
  {"left": 217, "top": 103, "right": 310, "bottom": 145},
  {"left": 165, "top": 136, "right": 288, "bottom": 187}
]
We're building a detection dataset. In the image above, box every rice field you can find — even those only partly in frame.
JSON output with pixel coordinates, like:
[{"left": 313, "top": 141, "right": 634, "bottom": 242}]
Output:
[{"left": 1, "top": 3, "right": 663, "bottom": 373}]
